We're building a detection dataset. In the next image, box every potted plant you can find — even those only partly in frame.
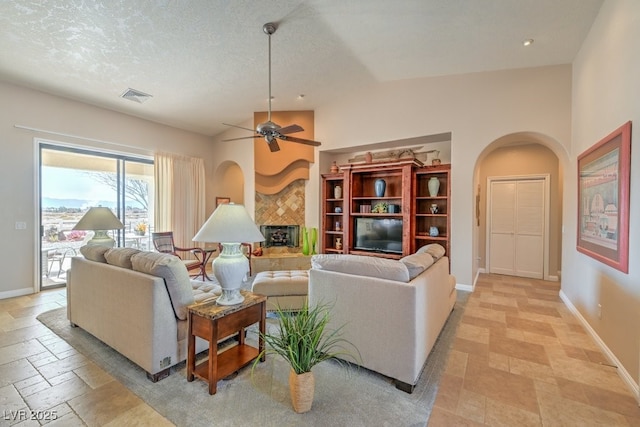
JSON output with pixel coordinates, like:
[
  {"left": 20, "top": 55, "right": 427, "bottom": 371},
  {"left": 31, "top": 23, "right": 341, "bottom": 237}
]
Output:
[{"left": 254, "top": 301, "right": 360, "bottom": 413}]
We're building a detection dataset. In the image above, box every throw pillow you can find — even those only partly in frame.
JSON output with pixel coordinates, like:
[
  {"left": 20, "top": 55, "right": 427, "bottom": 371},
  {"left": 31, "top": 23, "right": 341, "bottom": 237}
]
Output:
[
  {"left": 131, "top": 252, "right": 194, "bottom": 320},
  {"left": 104, "top": 247, "right": 141, "bottom": 269},
  {"left": 79, "top": 245, "right": 110, "bottom": 263},
  {"left": 311, "top": 254, "right": 411, "bottom": 283},
  {"left": 417, "top": 243, "right": 446, "bottom": 260},
  {"left": 400, "top": 252, "right": 435, "bottom": 280}
]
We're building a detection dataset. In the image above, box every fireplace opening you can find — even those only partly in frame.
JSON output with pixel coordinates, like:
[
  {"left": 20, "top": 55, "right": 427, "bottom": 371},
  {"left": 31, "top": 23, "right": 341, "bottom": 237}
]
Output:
[{"left": 259, "top": 225, "right": 300, "bottom": 248}]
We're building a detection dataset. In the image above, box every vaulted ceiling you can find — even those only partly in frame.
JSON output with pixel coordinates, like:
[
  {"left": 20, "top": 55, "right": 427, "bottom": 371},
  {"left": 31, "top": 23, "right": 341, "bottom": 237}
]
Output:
[{"left": 0, "top": 0, "right": 602, "bottom": 137}]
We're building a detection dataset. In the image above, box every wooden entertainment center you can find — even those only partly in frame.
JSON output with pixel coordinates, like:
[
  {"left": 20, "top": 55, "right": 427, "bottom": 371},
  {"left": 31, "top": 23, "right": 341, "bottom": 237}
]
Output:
[{"left": 321, "top": 159, "right": 450, "bottom": 259}]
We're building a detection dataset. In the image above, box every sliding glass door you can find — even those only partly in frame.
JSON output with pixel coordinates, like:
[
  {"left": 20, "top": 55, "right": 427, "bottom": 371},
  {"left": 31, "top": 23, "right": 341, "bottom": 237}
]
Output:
[{"left": 39, "top": 144, "right": 153, "bottom": 289}]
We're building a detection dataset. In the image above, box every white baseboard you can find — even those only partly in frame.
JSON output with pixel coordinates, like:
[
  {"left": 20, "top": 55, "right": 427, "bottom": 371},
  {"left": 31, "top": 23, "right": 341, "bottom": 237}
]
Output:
[
  {"left": 0, "top": 287, "right": 35, "bottom": 300},
  {"left": 456, "top": 283, "right": 473, "bottom": 292},
  {"left": 559, "top": 290, "right": 639, "bottom": 401},
  {"left": 547, "top": 275, "right": 559, "bottom": 282}
]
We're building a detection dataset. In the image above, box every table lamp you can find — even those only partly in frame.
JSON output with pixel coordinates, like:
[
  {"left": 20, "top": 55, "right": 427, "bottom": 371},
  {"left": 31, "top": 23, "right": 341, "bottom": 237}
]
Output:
[
  {"left": 193, "top": 203, "right": 265, "bottom": 305},
  {"left": 73, "top": 207, "right": 124, "bottom": 248}
]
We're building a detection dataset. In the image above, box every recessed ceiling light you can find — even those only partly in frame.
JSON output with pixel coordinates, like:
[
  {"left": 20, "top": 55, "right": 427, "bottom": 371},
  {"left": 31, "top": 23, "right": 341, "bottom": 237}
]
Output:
[
  {"left": 523, "top": 39, "right": 534, "bottom": 47},
  {"left": 298, "top": 94, "right": 305, "bottom": 100}
]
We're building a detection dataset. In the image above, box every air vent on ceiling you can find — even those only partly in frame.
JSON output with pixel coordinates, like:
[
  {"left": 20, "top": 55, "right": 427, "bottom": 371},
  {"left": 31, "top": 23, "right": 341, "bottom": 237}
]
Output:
[{"left": 121, "top": 88, "right": 153, "bottom": 104}]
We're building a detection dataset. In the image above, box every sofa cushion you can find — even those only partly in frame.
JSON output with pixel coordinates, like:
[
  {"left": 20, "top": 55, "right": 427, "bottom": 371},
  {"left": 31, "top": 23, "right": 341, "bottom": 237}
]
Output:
[
  {"left": 104, "top": 247, "right": 141, "bottom": 269},
  {"left": 417, "top": 243, "right": 446, "bottom": 260},
  {"left": 79, "top": 245, "right": 110, "bottom": 263},
  {"left": 311, "top": 254, "right": 410, "bottom": 283},
  {"left": 131, "top": 252, "right": 195, "bottom": 320},
  {"left": 400, "top": 252, "right": 435, "bottom": 280}
]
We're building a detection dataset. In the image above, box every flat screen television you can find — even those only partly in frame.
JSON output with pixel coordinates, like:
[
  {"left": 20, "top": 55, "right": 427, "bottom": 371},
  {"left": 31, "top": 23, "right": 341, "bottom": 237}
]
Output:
[{"left": 353, "top": 217, "right": 403, "bottom": 254}]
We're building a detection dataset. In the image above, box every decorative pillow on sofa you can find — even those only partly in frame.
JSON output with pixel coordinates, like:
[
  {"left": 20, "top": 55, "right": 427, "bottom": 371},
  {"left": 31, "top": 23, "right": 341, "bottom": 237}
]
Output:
[
  {"left": 400, "top": 252, "right": 435, "bottom": 280},
  {"left": 311, "top": 254, "right": 410, "bottom": 283},
  {"left": 417, "top": 243, "right": 446, "bottom": 260},
  {"left": 79, "top": 245, "right": 110, "bottom": 263},
  {"left": 104, "top": 248, "right": 141, "bottom": 269},
  {"left": 131, "top": 252, "right": 194, "bottom": 320}
]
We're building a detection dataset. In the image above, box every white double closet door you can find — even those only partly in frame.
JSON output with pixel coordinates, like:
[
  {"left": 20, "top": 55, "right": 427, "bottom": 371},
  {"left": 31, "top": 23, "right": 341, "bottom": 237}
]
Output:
[{"left": 487, "top": 175, "right": 549, "bottom": 280}]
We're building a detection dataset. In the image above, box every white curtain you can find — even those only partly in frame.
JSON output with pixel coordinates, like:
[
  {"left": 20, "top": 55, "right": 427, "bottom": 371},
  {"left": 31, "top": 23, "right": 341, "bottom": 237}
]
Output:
[{"left": 154, "top": 152, "right": 206, "bottom": 251}]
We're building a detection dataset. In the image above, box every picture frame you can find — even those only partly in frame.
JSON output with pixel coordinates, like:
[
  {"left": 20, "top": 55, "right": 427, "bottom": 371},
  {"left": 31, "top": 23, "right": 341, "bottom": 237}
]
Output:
[
  {"left": 577, "top": 121, "right": 632, "bottom": 273},
  {"left": 215, "top": 197, "right": 230, "bottom": 208}
]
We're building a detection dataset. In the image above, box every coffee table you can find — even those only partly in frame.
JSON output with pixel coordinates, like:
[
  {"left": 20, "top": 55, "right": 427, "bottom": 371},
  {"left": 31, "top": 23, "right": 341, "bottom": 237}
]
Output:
[{"left": 187, "top": 290, "right": 266, "bottom": 394}]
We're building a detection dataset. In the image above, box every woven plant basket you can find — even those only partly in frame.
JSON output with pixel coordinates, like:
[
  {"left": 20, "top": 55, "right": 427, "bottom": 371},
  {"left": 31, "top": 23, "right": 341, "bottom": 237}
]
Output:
[{"left": 289, "top": 369, "right": 315, "bottom": 413}]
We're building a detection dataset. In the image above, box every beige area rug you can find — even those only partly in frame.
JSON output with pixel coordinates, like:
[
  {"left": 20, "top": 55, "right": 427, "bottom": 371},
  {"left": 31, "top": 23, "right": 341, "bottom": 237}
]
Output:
[{"left": 37, "top": 293, "right": 468, "bottom": 427}]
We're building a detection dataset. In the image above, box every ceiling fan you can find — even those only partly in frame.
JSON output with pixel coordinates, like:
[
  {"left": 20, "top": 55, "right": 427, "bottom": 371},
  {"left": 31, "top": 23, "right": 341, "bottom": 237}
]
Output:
[{"left": 222, "top": 22, "right": 321, "bottom": 153}]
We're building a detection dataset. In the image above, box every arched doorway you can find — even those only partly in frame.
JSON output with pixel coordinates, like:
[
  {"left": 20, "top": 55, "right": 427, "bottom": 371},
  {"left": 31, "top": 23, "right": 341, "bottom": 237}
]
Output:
[
  {"left": 473, "top": 133, "right": 568, "bottom": 282},
  {"left": 213, "top": 161, "right": 245, "bottom": 209}
]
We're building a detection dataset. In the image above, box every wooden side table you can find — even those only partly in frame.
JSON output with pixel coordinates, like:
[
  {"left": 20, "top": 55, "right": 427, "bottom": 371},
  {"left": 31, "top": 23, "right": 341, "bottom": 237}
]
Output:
[{"left": 187, "top": 290, "right": 266, "bottom": 395}]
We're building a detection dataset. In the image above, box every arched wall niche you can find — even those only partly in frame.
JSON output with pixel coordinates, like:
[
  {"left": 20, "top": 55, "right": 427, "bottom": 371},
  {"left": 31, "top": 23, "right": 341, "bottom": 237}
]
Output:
[
  {"left": 213, "top": 160, "right": 244, "bottom": 211},
  {"left": 472, "top": 132, "right": 569, "bottom": 284}
]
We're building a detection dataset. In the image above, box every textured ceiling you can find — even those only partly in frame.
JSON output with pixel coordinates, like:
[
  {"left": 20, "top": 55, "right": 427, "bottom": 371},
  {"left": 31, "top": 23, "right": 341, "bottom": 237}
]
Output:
[{"left": 0, "top": 0, "right": 602, "bottom": 137}]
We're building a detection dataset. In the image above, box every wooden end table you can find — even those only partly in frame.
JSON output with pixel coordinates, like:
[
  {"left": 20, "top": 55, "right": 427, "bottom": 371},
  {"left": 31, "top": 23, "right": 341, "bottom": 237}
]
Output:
[{"left": 187, "top": 290, "right": 267, "bottom": 395}]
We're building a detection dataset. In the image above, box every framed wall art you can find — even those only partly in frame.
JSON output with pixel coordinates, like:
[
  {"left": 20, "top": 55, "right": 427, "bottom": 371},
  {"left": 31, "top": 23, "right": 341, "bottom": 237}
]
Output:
[{"left": 577, "top": 121, "right": 632, "bottom": 273}]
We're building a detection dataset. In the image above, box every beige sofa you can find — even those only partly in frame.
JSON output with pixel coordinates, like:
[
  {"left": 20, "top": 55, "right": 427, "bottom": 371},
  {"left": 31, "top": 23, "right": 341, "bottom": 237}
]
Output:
[
  {"left": 308, "top": 244, "right": 456, "bottom": 393},
  {"left": 67, "top": 246, "right": 221, "bottom": 381}
]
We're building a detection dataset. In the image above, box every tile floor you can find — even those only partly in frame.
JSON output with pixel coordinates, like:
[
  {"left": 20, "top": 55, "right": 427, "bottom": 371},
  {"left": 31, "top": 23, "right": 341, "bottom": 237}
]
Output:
[
  {"left": 1, "top": 274, "right": 638, "bottom": 426},
  {"left": 429, "top": 274, "right": 640, "bottom": 426}
]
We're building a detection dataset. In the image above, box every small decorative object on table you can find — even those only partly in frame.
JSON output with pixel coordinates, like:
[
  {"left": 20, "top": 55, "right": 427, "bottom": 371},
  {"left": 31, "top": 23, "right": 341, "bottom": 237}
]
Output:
[
  {"left": 134, "top": 222, "right": 147, "bottom": 236},
  {"left": 334, "top": 206, "right": 342, "bottom": 213},
  {"left": 335, "top": 237, "right": 343, "bottom": 250},
  {"left": 330, "top": 161, "right": 339, "bottom": 173}
]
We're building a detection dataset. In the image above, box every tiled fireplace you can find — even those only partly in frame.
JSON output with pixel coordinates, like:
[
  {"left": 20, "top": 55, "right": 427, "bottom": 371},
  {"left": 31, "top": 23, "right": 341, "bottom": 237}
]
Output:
[
  {"left": 259, "top": 225, "right": 300, "bottom": 248},
  {"left": 255, "top": 179, "right": 305, "bottom": 255}
]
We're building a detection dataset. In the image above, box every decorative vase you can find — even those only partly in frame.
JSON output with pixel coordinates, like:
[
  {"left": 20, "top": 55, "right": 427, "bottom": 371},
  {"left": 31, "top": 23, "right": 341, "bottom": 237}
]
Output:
[
  {"left": 330, "top": 161, "right": 339, "bottom": 173},
  {"left": 430, "top": 203, "right": 438, "bottom": 214},
  {"left": 301, "top": 227, "right": 310, "bottom": 256},
  {"left": 289, "top": 369, "right": 315, "bottom": 413},
  {"left": 429, "top": 226, "right": 439, "bottom": 237},
  {"left": 365, "top": 152, "right": 373, "bottom": 163},
  {"left": 374, "top": 179, "right": 386, "bottom": 197},
  {"left": 310, "top": 227, "right": 317, "bottom": 255},
  {"left": 428, "top": 177, "right": 440, "bottom": 197},
  {"left": 335, "top": 237, "right": 342, "bottom": 250},
  {"left": 334, "top": 185, "right": 342, "bottom": 199}
]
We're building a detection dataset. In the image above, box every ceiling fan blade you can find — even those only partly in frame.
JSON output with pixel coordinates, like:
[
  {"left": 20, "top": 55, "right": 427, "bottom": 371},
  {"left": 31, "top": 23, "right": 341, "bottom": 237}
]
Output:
[
  {"left": 222, "top": 123, "right": 256, "bottom": 132},
  {"left": 267, "top": 138, "right": 280, "bottom": 152},
  {"left": 277, "top": 124, "right": 304, "bottom": 135},
  {"left": 222, "top": 135, "right": 261, "bottom": 142},
  {"left": 280, "top": 135, "right": 322, "bottom": 147}
]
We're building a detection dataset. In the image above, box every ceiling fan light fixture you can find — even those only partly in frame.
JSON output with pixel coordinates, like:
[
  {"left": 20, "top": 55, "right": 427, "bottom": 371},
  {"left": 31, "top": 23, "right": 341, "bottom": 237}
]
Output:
[{"left": 220, "top": 22, "right": 321, "bottom": 152}]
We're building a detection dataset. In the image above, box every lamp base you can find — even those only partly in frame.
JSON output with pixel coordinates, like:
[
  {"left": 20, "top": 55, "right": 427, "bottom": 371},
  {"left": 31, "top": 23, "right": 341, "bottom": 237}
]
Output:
[
  {"left": 217, "top": 288, "right": 244, "bottom": 305},
  {"left": 213, "top": 242, "right": 249, "bottom": 306}
]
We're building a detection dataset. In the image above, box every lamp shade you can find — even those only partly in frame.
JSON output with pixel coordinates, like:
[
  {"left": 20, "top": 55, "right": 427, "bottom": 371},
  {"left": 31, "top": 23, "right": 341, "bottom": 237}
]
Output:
[
  {"left": 193, "top": 203, "right": 265, "bottom": 243},
  {"left": 73, "top": 207, "right": 124, "bottom": 231}
]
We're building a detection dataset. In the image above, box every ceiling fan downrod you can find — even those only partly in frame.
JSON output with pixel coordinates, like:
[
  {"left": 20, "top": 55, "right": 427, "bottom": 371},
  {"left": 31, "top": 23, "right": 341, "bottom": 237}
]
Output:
[{"left": 263, "top": 23, "right": 277, "bottom": 123}]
